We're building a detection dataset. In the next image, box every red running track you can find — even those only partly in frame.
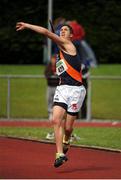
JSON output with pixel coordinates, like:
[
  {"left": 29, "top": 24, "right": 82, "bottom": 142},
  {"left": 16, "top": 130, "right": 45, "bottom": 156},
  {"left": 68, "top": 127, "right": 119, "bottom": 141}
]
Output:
[
  {"left": 0, "top": 137, "right": 121, "bottom": 179},
  {"left": 0, "top": 120, "right": 121, "bottom": 128}
]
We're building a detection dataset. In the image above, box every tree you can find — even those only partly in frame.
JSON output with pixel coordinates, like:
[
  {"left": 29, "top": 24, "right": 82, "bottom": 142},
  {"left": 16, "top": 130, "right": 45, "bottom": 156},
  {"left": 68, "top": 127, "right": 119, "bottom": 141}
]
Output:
[{"left": 0, "top": 0, "right": 121, "bottom": 64}]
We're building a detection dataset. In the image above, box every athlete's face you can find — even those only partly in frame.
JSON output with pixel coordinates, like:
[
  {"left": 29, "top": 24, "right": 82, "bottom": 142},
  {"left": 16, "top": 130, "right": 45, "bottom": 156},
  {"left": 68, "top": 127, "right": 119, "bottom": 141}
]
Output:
[{"left": 60, "top": 26, "right": 73, "bottom": 39}]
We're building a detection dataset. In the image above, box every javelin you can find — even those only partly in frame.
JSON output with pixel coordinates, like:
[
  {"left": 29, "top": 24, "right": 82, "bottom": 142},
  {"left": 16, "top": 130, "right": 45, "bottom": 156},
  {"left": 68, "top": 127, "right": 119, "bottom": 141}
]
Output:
[
  {"left": 49, "top": 19, "right": 60, "bottom": 58},
  {"left": 49, "top": 19, "right": 55, "bottom": 33}
]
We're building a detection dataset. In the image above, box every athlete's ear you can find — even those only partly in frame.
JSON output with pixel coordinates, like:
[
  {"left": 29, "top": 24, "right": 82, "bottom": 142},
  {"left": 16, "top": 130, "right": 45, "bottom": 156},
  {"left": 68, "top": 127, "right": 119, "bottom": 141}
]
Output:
[{"left": 70, "top": 33, "right": 73, "bottom": 38}]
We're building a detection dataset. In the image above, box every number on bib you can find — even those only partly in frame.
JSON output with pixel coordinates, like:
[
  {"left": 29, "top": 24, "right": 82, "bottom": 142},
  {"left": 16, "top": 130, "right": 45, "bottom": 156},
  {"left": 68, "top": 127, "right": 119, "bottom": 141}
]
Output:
[{"left": 56, "top": 59, "right": 68, "bottom": 75}]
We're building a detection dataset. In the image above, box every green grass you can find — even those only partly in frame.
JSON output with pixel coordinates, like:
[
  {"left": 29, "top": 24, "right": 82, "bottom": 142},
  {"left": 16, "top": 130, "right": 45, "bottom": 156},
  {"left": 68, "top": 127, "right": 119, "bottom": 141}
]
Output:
[
  {"left": 0, "top": 64, "right": 121, "bottom": 75},
  {"left": 90, "top": 64, "right": 121, "bottom": 75},
  {"left": 92, "top": 80, "right": 121, "bottom": 119},
  {"left": 0, "top": 64, "right": 121, "bottom": 119},
  {"left": 74, "top": 127, "right": 121, "bottom": 150},
  {"left": 0, "top": 65, "right": 48, "bottom": 118},
  {"left": 0, "top": 78, "right": 48, "bottom": 118},
  {"left": 0, "top": 126, "right": 121, "bottom": 150},
  {"left": 0, "top": 65, "right": 45, "bottom": 75},
  {"left": 90, "top": 64, "right": 121, "bottom": 120}
]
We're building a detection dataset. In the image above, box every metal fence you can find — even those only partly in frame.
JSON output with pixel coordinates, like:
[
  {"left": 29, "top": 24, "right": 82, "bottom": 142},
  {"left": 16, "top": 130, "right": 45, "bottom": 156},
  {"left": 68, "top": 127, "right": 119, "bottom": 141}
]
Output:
[
  {"left": 87, "top": 75, "right": 121, "bottom": 121},
  {"left": 0, "top": 75, "right": 121, "bottom": 121}
]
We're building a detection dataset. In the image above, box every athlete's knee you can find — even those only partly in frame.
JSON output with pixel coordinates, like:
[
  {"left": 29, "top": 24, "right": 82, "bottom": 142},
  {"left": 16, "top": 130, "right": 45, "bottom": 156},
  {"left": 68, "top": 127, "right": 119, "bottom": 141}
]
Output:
[
  {"left": 51, "top": 117, "right": 62, "bottom": 126},
  {"left": 64, "top": 128, "right": 73, "bottom": 136},
  {"left": 51, "top": 117, "right": 57, "bottom": 124}
]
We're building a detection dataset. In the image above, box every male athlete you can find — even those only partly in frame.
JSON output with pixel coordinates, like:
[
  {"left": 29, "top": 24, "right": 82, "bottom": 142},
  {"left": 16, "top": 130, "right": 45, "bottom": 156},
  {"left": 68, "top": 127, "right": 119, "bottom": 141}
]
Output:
[{"left": 16, "top": 22, "right": 86, "bottom": 167}]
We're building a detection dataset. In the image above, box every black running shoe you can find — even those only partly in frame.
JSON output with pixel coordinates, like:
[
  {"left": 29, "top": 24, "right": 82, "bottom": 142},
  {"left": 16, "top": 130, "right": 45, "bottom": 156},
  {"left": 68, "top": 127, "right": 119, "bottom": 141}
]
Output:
[
  {"left": 54, "top": 155, "right": 68, "bottom": 168},
  {"left": 63, "top": 143, "right": 70, "bottom": 154}
]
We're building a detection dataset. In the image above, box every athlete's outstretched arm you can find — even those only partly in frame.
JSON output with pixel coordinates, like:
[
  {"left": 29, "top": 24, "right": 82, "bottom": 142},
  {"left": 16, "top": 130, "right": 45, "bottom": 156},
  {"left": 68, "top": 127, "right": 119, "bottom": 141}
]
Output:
[{"left": 16, "top": 22, "right": 65, "bottom": 47}]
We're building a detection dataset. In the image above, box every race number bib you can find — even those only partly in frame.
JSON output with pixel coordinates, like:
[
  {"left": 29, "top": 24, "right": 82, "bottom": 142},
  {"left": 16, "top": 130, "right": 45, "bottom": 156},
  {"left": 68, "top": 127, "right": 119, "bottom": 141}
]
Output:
[{"left": 56, "top": 59, "right": 68, "bottom": 76}]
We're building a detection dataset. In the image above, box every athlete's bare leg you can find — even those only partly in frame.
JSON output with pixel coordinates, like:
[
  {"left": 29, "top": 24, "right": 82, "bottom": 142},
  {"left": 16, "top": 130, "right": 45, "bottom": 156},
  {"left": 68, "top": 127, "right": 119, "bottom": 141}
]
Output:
[
  {"left": 63, "top": 114, "right": 77, "bottom": 142},
  {"left": 52, "top": 105, "right": 66, "bottom": 154}
]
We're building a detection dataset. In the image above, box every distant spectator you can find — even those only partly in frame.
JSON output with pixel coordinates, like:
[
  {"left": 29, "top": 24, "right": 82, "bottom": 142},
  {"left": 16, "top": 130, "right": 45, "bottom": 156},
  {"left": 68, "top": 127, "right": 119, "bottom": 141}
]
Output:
[{"left": 67, "top": 20, "right": 85, "bottom": 41}]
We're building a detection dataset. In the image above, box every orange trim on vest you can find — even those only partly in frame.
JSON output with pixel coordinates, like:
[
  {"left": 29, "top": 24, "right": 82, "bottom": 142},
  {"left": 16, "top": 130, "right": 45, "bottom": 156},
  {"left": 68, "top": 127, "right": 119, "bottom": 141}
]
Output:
[{"left": 60, "top": 51, "right": 82, "bottom": 82}]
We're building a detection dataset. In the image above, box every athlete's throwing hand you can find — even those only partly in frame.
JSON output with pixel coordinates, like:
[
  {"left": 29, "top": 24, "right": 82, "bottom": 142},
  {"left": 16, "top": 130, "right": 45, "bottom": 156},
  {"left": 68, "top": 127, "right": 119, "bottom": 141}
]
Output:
[{"left": 16, "top": 22, "right": 26, "bottom": 31}]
